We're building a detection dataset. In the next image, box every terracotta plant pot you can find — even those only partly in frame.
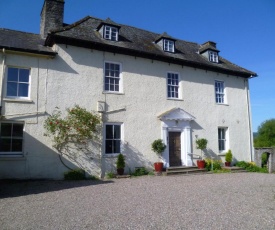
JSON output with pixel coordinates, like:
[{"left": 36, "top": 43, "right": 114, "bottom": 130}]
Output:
[
  {"left": 197, "top": 159, "right": 205, "bottom": 169},
  {"left": 117, "top": 168, "right": 124, "bottom": 175},
  {"left": 225, "top": 162, "right": 231, "bottom": 167},
  {"left": 154, "top": 162, "right": 164, "bottom": 172}
]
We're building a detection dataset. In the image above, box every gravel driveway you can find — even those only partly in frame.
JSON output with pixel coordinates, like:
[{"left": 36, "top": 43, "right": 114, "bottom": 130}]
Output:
[{"left": 1, "top": 173, "right": 275, "bottom": 230}]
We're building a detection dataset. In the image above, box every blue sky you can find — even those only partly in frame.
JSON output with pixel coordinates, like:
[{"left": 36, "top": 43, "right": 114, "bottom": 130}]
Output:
[{"left": 0, "top": 0, "right": 274, "bottom": 132}]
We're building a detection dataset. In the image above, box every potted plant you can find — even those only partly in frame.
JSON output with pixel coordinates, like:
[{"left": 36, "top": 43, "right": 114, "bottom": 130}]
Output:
[
  {"left": 151, "top": 139, "right": 166, "bottom": 172},
  {"left": 196, "top": 138, "right": 208, "bottom": 169},
  {"left": 116, "top": 153, "right": 125, "bottom": 175},
  {"left": 225, "top": 149, "right": 233, "bottom": 167}
]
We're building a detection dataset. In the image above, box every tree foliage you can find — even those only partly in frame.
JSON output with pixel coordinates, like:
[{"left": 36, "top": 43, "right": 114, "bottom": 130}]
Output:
[
  {"left": 44, "top": 105, "right": 101, "bottom": 152},
  {"left": 254, "top": 119, "right": 275, "bottom": 147}
]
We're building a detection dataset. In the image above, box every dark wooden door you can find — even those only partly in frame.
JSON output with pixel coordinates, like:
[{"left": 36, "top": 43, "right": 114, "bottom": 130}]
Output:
[{"left": 169, "top": 132, "right": 182, "bottom": 166}]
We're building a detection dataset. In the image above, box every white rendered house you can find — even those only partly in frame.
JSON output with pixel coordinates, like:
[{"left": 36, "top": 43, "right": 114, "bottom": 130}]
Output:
[{"left": 0, "top": 0, "right": 257, "bottom": 179}]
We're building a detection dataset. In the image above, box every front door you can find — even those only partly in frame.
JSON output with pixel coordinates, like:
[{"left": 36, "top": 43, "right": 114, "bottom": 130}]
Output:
[{"left": 169, "top": 132, "right": 181, "bottom": 167}]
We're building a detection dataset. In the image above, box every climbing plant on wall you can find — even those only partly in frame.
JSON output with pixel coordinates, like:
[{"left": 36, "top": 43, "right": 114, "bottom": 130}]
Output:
[{"left": 44, "top": 105, "right": 101, "bottom": 153}]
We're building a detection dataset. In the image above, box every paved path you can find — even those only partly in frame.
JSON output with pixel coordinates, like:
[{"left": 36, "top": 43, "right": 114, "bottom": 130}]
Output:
[{"left": 1, "top": 173, "right": 275, "bottom": 229}]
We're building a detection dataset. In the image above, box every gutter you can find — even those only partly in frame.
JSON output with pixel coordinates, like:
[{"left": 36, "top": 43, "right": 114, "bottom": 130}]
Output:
[{"left": 0, "top": 48, "right": 6, "bottom": 115}]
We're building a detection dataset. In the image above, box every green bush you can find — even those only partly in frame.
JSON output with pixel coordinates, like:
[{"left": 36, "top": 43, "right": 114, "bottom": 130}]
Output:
[
  {"left": 116, "top": 153, "right": 125, "bottom": 169},
  {"left": 236, "top": 161, "right": 268, "bottom": 173},
  {"left": 131, "top": 167, "right": 149, "bottom": 176},
  {"left": 106, "top": 172, "right": 115, "bottom": 179},
  {"left": 225, "top": 149, "right": 233, "bottom": 162},
  {"left": 64, "top": 169, "right": 85, "bottom": 180},
  {"left": 205, "top": 158, "right": 222, "bottom": 171},
  {"left": 152, "top": 139, "right": 166, "bottom": 155}
]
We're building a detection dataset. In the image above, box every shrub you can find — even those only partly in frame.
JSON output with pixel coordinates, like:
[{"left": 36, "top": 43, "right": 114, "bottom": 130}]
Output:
[
  {"left": 225, "top": 149, "right": 233, "bottom": 162},
  {"left": 64, "top": 169, "right": 85, "bottom": 180},
  {"left": 151, "top": 139, "right": 166, "bottom": 155},
  {"left": 205, "top": 158, "right": 222, "bottom": 171},
  {"left": 116, "top": 153, "right": 125, "bottom": 169},
  {"left": 106, "top": 172, "right": 115, "bottom": 179},
  {"left": 236, "top": 161, "right": 268, "bottom": 173},
  {"left": 195, "top": 138, "right": 208, "bottom": 158},
  {"left": 131, "top": 167, "right": 149, "bottom": 176}
]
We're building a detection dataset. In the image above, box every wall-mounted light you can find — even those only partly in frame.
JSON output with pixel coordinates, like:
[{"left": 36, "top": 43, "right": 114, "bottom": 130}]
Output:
[{"left": 195, "top": 135, "right": 198, "bottom": 139}]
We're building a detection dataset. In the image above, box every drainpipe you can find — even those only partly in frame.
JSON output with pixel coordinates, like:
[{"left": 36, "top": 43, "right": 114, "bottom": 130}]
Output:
[
  {"left": 0, "top": 48, "right": 6, "bottom": 115},
  {"left": 246, "top": 76, "right": 255, "bottom": 162}
]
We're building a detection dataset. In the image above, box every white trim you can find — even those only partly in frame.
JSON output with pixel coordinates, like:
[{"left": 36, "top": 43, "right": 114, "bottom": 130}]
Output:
[
  {"left": 104, "top": 26, "right": 118, "bottom": 41},
  {"left": 103, "top": 122, "right": 124, "bottom": 156},
  {"left": 5, "top": 66, "right": 31, "bottom": 100},
  {"left": 209, "top": 51, "right": 218, "bottom": 63},
  {"left": 103, "top": 61, "right": 123, "bottom": 93},
  {"left": 215, "top": 80, "right": 226, "bottom": 104},
  {"left": 218, "top": 126, "right": 229, "bottom": 153},
  {"left": 161, "top": 120, "right": 193, "bottom": 167},
  {"left": 163, "top": 39, "right": 175, "bottom": 53},
  {"left": 166, "top": 71, "right": 181, "bottom": 99}
]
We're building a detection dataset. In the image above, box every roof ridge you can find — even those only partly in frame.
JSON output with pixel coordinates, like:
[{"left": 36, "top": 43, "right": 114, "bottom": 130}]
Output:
[{"left": 56, "top": 15, "right": 199, "bottom": 46}]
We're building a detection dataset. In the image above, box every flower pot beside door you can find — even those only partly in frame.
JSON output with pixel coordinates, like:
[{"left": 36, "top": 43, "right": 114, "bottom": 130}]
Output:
[
  {"left": 195, "top": 138, "right": 208, "bottom": 169},
  {"left": 151, "top": 139, "right": 166, "bottom": 173},
  {"left": 197, "top": 159, "right": 205, "bottom": 169},
  {"left": 225, "top": 149, "right": 233, "bottom": 167}
]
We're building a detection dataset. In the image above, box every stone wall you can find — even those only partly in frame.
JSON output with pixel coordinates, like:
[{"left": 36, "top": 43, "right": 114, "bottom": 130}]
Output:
[{"left": 254, "top": 147, "right": 275, "bottom": 173}]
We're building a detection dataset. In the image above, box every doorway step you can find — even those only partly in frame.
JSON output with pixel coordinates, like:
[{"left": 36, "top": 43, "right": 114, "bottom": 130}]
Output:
[{"left": 165, "top": 166, "right": 207, "bottom": 176}]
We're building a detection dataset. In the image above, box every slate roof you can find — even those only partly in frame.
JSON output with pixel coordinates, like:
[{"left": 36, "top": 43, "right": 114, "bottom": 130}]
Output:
[
  {"left": 0, "top": 28, "right": 56, "bottom": 56},
  {"left": 45, "top": 16, "right": 257, "bottom": 78}
]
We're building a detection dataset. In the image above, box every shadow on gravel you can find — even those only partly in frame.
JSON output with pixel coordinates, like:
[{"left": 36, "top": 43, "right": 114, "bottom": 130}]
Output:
[{"left": 0, "top": 179, "right": 113, "bottom": 199}]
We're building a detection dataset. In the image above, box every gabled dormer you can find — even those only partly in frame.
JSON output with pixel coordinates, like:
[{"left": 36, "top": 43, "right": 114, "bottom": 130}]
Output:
[
  {"left": 97, "top": 18, "right": 121, "bottom": 41},
  {"left": 155, "top": 32, "right": 176, "bottom": 53},
  {"left": 199, "top": 41, "right": 220, "bottom": 63}
]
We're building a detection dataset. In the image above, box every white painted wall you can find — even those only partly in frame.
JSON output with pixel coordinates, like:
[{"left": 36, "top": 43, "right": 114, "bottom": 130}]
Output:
[{"left": 0, "top": 44, "right": 252, "bottom": 179}]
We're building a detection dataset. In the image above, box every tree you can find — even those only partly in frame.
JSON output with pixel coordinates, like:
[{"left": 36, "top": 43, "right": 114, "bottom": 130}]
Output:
[{"left": 254, "top": 119, "right": 275, "bottom": 147}]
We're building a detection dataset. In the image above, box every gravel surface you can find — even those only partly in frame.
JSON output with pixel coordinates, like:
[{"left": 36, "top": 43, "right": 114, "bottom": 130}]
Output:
[{"left": 0, "top": 173, "right": 275, "bottom": 230}]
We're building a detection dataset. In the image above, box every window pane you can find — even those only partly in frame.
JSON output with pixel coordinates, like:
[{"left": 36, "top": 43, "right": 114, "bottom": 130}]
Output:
[
  {"left": 18, "top": 83, "right": 29, "bottom": 97},
  {"left": 7, "top": 68, "right": 18, "bottom": 81},
  {"left": 105, "top": 140, "right": 113, "bottom": 154},
  {"left": 19, "top": 69, "right": 29, "bottom": 82},
  {"left": 13, "top": 124, "right": 24, "bottom": 137},
  {"left": 113, "top": 140, "right": 121, "bottom": 153},
  {"left": 12, "top": 139, "right": 23, "bottom": 151},
  {"left": 106, "top": 125, "right": 113, "bottom": 139},
  {"left": 113, "top": 125, "right": 121, "bottom": 139},
  {"left": 1, "top": 123, "right": 12, "bottom": 137},
  {"left": 0, "top": 138, "right": 11, "bottom": 152},
  {"left": 7, "top": 82, "right": 18, "bottom": 96}
]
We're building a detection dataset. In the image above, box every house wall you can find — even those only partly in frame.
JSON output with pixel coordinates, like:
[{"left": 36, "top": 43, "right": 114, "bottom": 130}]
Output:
[{"left": 0, "top": 44, "right": 252, "bottom": 179}]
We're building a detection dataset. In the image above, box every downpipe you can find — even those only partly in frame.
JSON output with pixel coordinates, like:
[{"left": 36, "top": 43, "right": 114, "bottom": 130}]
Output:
[{"left": 0, "top": 48, "right": 6, "bottom": 116}]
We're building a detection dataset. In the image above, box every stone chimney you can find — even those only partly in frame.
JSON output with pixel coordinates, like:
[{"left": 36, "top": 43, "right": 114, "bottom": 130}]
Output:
[{"left": 40, "top": 0, "right": 65, "bottom": 38}]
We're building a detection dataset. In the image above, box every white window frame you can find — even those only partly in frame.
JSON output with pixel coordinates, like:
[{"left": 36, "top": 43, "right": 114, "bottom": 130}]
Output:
[
  {"left": 104, "top": 61, "right": 122, "bottom": 93},
  {"left": 215, "top": 80, "right": 225, "bottom": 104},
  {"left": 209, "top": 51, "right": 218, "bottom": 63},
  {"left": 104, "top": 25, "right": 118, "bottom": 41},
  {"left": 6, "top": 66, "right": 31, "bottom": 99},
  {"left": 218, "top": 127, "right": 228, "bottom": 153},
  {"left": 167, "top": 72, "right": 181, "bottom": 99},
  {"left": 0, "top": 121, "right": 24, "bottom": 157},
  {"left": 104, "top": 123, "right": 124, "bottom": 155},
  {"left": 163, "top": 39, "right": 175, "bottom": 52}
]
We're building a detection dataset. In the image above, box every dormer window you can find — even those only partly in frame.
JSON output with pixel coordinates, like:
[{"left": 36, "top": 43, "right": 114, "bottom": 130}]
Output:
[
  {"left": 97, "top": 18, "right": 121, "bottom": 42},
  {"left": 104, "top": 26, "right": 118, "bottom": 41},
  {"left": 209, "top": 51, "right": 218, "bottom": 63},
  {"left": 199, "top": 41, "right": 220, "bottom": 63},
  {"left": 163, "top": 39, "right": 175, "bottom": 52},
  {"left": 155, "top": 32, "right": 176, "bottom": 53}
]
